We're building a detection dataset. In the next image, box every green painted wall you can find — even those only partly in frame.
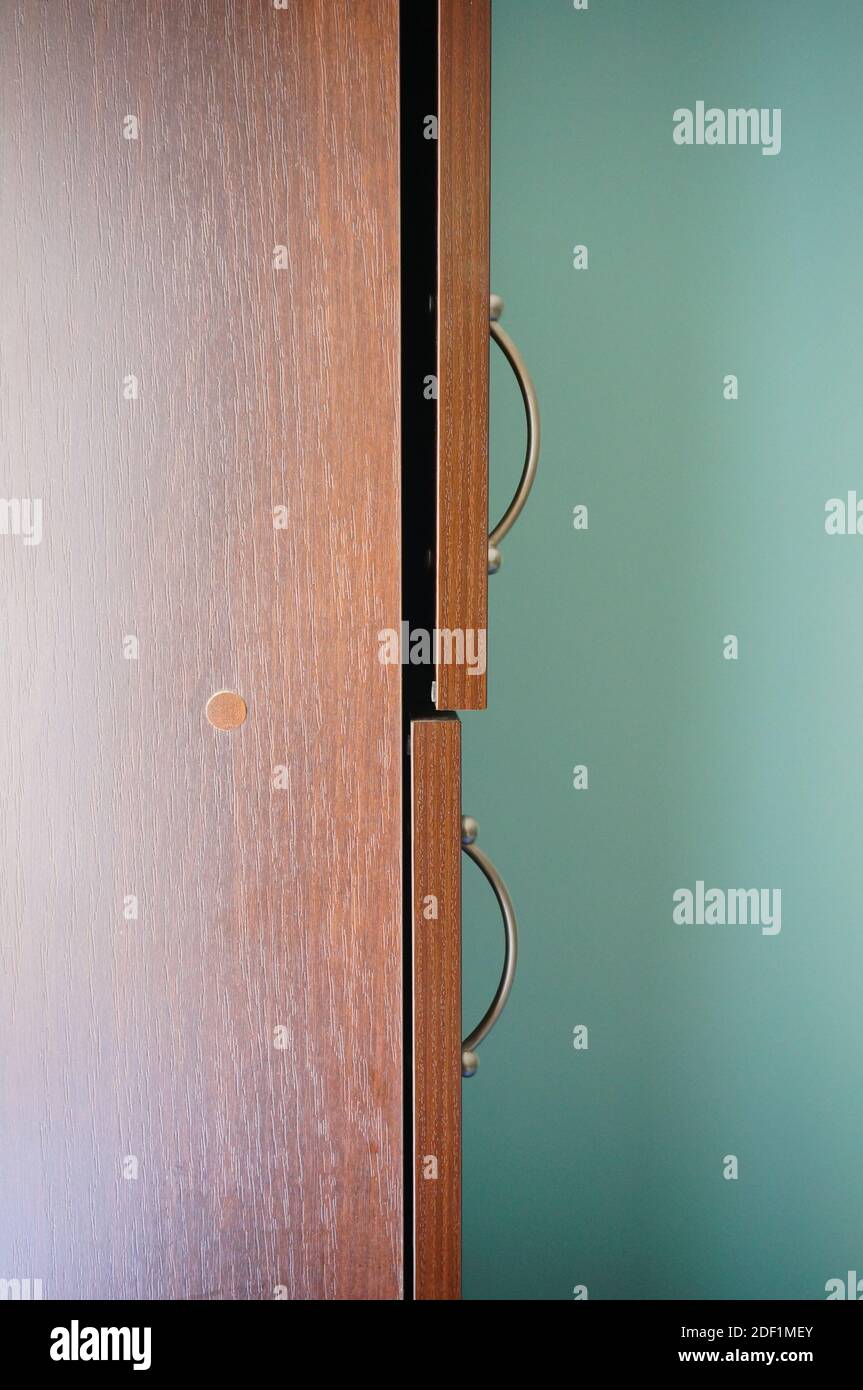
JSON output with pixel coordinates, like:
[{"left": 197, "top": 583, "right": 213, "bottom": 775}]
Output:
[{"left": 462, "top": 0, "right": 863, "bottom": 1300}]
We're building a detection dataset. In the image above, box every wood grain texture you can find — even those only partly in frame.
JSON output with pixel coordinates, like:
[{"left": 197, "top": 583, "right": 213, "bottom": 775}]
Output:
[
  {"left": 0, "top": 0, "right": 403, "bottom": 1300},
  {"left": 411, "top": 718, "right": 461, "bottom": 1300},
  {"left": 436, "top": 0, "right": 490, "bottom": 712}
]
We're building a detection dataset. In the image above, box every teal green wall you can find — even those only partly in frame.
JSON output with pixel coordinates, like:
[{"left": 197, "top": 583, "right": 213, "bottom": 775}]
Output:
[{"left": 462, "top": 0, "right": 863, "bottom": 1300}]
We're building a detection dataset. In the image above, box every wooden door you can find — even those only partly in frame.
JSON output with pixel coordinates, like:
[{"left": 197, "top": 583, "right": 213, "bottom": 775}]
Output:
[
  {"left": 411, "top": 718, "right": 462, "bottom": 1300},
  {"left": 0, "top": 0, "right": 403, "bottom": 1301},
  {"left": 436, "top": 0, "right": 491, "bottom": 712}
]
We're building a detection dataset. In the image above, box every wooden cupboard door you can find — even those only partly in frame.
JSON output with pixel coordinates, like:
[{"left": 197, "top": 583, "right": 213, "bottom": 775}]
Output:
[
  {"left": 436, "top": 0, "right": 491, "bottom": 712},
  {"left": 411, "top": 718, "right": 462, "bottom": 1300},
  {"left": 0, "top": 0, "right": 403, "bottom": 1301}
]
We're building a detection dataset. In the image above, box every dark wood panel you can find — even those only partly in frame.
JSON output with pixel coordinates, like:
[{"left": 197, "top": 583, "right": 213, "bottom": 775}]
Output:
[
  {"left": 0, "top": 0, "right": 403, "bottom": 1300},
  {"left": 411, "top": 718, "right": 461, "bottom": 1300},
  {"left": 436, "top": 0, "right": 490, "bottom": 712}
]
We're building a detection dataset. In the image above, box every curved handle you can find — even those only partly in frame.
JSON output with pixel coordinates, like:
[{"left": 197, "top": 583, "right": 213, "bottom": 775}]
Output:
[
  {"left": 461, "top": 815, "right": 518, "bottom": 1078},
  {"left": 488, "top": 294, "right": 541, "bottom": 575}
]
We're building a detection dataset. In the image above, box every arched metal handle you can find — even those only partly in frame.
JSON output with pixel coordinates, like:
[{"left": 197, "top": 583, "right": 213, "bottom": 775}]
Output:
[
  {"left": 488, "top": 294, "right": 541, "bottom": 575},
  {"left": 461, "top": 815, "right": 518, "bottom": 1078}
]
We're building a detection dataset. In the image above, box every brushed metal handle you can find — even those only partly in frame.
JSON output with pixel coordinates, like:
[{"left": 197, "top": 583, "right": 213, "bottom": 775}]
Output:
[
  {"left": 488, "top": 294, "right": 541, "bottom": 575},
  {"left": 461, "top": 815, "right": 518, "bottom": 1078}
]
